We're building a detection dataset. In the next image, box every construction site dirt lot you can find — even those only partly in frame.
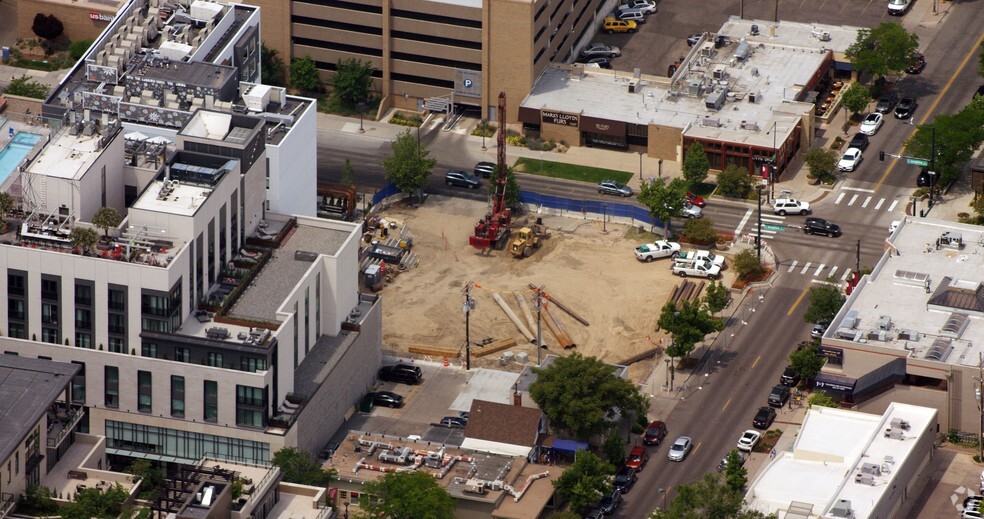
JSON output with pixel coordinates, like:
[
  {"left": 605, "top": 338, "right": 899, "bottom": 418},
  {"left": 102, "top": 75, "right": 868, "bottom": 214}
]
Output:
[{"left": 375, "top": 195, "right": 735, "bottom": 382}]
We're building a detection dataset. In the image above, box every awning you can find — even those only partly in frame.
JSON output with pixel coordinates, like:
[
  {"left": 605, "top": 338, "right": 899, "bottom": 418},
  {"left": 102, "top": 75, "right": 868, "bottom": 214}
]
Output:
[
  {"left": 833, "top": 61, "right": 853, "bottom": 71},
  {"left": 814, "top": 373, "right": 856, "bottom": 395},
  {"left": 549, "top": 439, "right": 589, "bottom": 454},
  {"left": 124, "top": 131, "right": 148, "bottom": 141}
]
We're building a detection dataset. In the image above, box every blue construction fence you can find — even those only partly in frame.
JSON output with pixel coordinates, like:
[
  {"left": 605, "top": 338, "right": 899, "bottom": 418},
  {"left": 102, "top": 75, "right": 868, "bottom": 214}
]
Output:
[
  {"left": 371, "top": 183, "right": 402, "bottom": 206},
  {"left": 519, "top": 190, "right": 663, "bottom": 229}
]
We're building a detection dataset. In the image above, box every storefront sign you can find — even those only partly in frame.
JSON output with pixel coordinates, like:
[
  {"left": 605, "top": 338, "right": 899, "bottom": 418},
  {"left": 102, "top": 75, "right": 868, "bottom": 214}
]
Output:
[
  {"left": 814, "top": 374, "right": 855, "bottom": 393},
  {"left": 581, "top": 116, "right": 625, "bottom": 137},
  {"left": 541, "top": 110, "right": 579, "bottom": 127},
  {"left": 89, "top": 12, "right": 115, "bottom": 22},
  {"left": 818, "top": 345, "right": 844, "bottom": 361}
]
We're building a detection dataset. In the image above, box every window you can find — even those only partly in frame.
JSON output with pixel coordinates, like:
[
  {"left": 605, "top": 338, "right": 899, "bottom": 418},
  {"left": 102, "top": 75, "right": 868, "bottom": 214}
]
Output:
[
  {"left": 105, "top": 366, "right": 119, "bottom": 408},
  {"left": 41, "top": 303, "right": 58, "bottom": 325},
  {"left": 104, "top": 420, "right": 270, "bottom": 464},
  {"left": 207, "top": 352, "right": 223, "bottom": 368},
  {"left": 204, "top": 381, "right": 218, "bottom": 422},
  {"left": 75, "top": 308, "right": 92, "bottom": 330},
  {"left": 108, "top": 314, "right": 126, "bottom": 335},
  {"left": 41, "top": 278, "right": 59, "bottom": 301},
  {"left": 141, "top": 343, "right": 158, "bottom": 358},
  {"left": 8, "top": 323, "right": 25, "bottom": 339},
  {"left": 75, "top": 333, "right": 92, "bottom": 349},
  {"left": 171, "top": 376, "right": 185, "bottom": 418},
  {"left": 108, "top": 337, "right": 125, "bottom": 354},
  {"left": 142, "top": 294, "right": 170, "bottom": 316},
  {"left": 41, "top": 328, "right": 59, "bottom": 344},
  {"left": 7, "top": 273, "right": 24, "bottom": 296},
  {"left": 240, "top": 357, "right": 267, "bottom": 373},
  {"left": 141, "top": 318, "right": 170, "bottom": 333},
  {"left": 71, "top": 362, "right": 86, "bottom": 404},
  {"left": 108, "top": 288, "right": 126, "bottom": 311},
  {"left": 175, "top": 348, "right": 190, "bottom": 363},
  {"left": 138, "top": 371, "right": 152, "bottom": 413},
  {"left": 8, "top": 300, "right": 24, "bottom": 320},
  {"left": 236, "top": 385, "right": 266, "bottom": 427}
]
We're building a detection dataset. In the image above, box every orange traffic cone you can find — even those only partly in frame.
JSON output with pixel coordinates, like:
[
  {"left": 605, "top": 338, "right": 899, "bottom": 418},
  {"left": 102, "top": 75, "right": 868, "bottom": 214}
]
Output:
[{"left": 443, "top": 357, "right": 449, "bottom": 367}]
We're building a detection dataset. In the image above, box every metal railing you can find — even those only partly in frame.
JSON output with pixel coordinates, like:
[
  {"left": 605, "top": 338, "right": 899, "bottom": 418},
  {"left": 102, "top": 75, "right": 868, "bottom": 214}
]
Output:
[
  {"left": 46, "top": 406, "right": 85, "bottom": 448},
  {"left": 0, "top": 492, "right": 16, "bottom": 519}
]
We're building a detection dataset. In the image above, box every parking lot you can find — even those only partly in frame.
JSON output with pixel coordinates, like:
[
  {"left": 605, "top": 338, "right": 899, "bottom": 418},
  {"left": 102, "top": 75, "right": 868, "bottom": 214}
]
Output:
[{"left": 592, "top": 0, "right": 905, "bottom": 78}]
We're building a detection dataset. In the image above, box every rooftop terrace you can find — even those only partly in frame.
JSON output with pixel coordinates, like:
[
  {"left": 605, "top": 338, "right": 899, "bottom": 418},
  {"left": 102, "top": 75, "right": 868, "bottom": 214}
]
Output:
[{"left": 0, "top": 356, "right": 80, "bottom": 463}]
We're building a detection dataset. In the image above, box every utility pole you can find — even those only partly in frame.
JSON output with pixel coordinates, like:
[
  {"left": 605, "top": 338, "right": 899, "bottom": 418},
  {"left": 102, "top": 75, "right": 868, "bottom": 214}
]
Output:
[
  {"left": 532, "top": 287, "right": 545, "bottom": 365},
  {"left": 462, "top": 282, "right": 475, "bottom": 370},
  {"left": 856, "top": 240, "right": 861, "bottom": 274},
  {"left": 756, "top": 185, "right": 763, "bottom": 259},
  {"left": 978, "top": 352, "right": 983, "bottom": 462}
]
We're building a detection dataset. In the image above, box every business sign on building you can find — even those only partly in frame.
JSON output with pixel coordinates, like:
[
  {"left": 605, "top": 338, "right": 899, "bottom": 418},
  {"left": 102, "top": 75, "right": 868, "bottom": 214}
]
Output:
[
  {"left": 541, "top": 110, "right": 579, "bottom": 127},
  {"left": 89, "top": 12, "right": 115, "bottom": 22},
  {"left": 580, "top": 116, "right": 625, "bottom": 136},
  {"left": 454, "top": 69, "right": 481, "bottom": 98}
]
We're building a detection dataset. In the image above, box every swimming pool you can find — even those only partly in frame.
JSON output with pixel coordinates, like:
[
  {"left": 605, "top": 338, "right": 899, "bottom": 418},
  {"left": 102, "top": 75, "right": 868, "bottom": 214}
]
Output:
[{"left": 0, "top": 132, "right": 43, "bottom": 186}]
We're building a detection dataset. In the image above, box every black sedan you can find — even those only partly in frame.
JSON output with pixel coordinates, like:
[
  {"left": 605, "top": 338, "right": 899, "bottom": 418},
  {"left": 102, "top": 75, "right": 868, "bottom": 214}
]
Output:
[
  {"left": 894, "top": 97, "right": 918, "bottom": 119},
  {"left": 753, "top": 406, "right": 776, "bottom": 429},
  {"left": 906, "top": 53, "right": 926, "bottom": 74},
  {"left": 578, "top": 57, "right": 613, "bottom": 69},
  {"left": 369, "top": 391, "right": 405, "bottom": 408},
  {"left": 849, "top": 133, "right": 869, "bottom": 151}
]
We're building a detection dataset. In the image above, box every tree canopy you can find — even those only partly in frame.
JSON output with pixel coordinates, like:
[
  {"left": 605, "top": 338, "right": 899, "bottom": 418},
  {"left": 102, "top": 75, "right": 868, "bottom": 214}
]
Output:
[
  {"left": 803, "top": 283, "right": 846, "bottom": 326},
  {"left": 723, "top": 449, "right": 748, "bottom": 494},
  {"left": 529, "top": 353, "right": 649, "bottom": 441},
  {"left": 552, "top": 451, "right": 614, "bottom": 514},
  {"left": 808, "top": 390, "right": 839, "bottom": 408},
  {"left": 845, "top": 23, "right": 919, "bottom": 80},
  {"left": 359, "top": 471, "right": 455, "bottom": 519},
  {"left": 803, "top": 147, "right": 838, "bottom": 181},
  {"left": 732, "top": 248, "right": 765, "bottom": 279},
  {"left": 91, "top": 207, "right": 121, "bottom": 238},
  {"left": 682, "top": 217, "right": 717, "bottom": 244},
  {"left": 70, "top": 227, "right": 100, "bottom": 253},
  {"left": 840, "top": 83, "right": 871, "bottom": 119},
  {"left": 487, "top": 165, "right": 522, "bottom": 207},
  {"left": 339, "top": 158, "right": 355, "bottom": 186},
  {"left": 329, "top": 58, "right": 375, "bottom": 107},
  {"left": 382, "top": 129, "right": 436, "bottom": 196},
  {"left": 290, "top": 56, "right": 322, "bottom": 92},
  {"left": 905, "top": 98, "right": 984, "bottom": 187},
  {"left": 716, "top": 163, "right": 753, "bottom": 198},
  {"left": 271, "top": 447, "right": 336, "bottom": 486},
  {"left": 658, "top": 299, "right": 723, "bottom": 359},
  {"left": 703, "top": 280, "right": 730, "bottom": 314},
  {"left": 682, "top": 142, "right": 710, "bottom": 187},
  {"left": 637, "top": 177, "right": 687, "bottom": 237},
  {"left": 4, "top": 75, "right": 50, "bottom": 99},
  {"left": 789, "top": 342, "right": 826, "bottom": 385},
  {"left": 649, "top": 472, "right": 774, "bottom": 519},
  {"left": 260, "top": 43, "right": 286, "bottom": 87},
  {"left": 32, "top": 13, "right": 64, "bottom": 40}
]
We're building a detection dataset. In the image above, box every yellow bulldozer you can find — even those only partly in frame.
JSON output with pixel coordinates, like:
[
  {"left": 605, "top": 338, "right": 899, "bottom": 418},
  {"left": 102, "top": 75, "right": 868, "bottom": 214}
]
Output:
[{"left": 509, "top": 221, "right": 546, "bottom": 258}]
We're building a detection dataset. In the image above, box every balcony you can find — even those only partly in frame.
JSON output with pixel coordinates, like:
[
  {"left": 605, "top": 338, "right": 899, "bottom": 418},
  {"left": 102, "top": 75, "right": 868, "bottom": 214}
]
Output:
[
  {"left": 0, "top": 493, "right": 14, "bottom": 519},
  {"left": 46, "top": 403, "right": 85, "bottom": 449}
]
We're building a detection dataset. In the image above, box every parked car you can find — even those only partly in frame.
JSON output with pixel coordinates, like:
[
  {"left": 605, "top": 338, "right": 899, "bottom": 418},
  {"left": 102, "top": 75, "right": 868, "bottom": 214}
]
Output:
[
  {"left": 687, "top": 33, "right": 703, "bottom": 46},
  {"left": 887, "top": 0, "right": 912, "bottom": 15},
  {"left": 445, "top": 170, "right": 482, "bottom": 189},
  {"left": 675, "top": 249, "right": 726, "bottom": 269},
  {"left": 737, "top": 430, "right": 761, "bottom": 452},
  {"left": 369, "top": 391, "right": 405, "bottom": 408},
  {"left": 838, "top": 148, "right": 863, "bottom": 172},
  {"left": 811, "top": 323, "right": 827, "bottom": 339},
  {"left": 579, "top": 57, "right": 613, "bottom": 69},
  {"left": 643, "top": 420, "right": 668, "bottom": 445},
  {"left": 976, "top": 84, "right": 984, "bottom": 99},
  {"left": 473, "top": 161, "right": 496, "bottom": 178},
  {"left": 753, "top": 406, "right": 776, "bottom": 429},
  {"left": 615, "top": 8, "right": 645, "bottom": 23},
  {"left": 378, "top": 364, "right": 423, "bottom": 384},
  {"left": 680, "top": 203, "right": 703, "bottom": 218},
  {"left": 849, "top": 132, "right": 869, "bottom": 151},
  {"left": 803, "top": 217, "right": 842, "bottom": 237},
  {"left": 768, "top": 384, "right": 791, "bottom": 408},
  {"left": 581, "top": 43, "right": 621, "bottom": 58},
  {"left": 613, "top": 465, "right": 637, "bottom": 493},
  {"left": 780, "top": 366, "right": 800, "bottom": 386},
  {"left": 619, "top": 0, "right": 656, "bottom": 14},
  {"left": 598, "top": 179, "right": 633, "bottom": 197},
  {"left": 875, "top": 92, "right": 900, "bottom": 113},
  {"left": 667, "top": 436, "right": 693, "bottom": 461},
  {"left": 906, "top": 52, "right": 926, "bottom": 74},
  {"left": 634, "top": 240, "right": 681, "bottom": 262},
  {"left": 895, "top": 97, "right": 918, "bottom": 119},
  {"left": 772, "top": 198, "right": 810, "bottom": 216},
  {"left": 602, "top": 17, "right": 637, "bottom": 34},
  {"left": 439, "top": 416, "right": 467, "bottom": 428},
  {"left": 584, "top": 509, "right": 605, "bottom": 519},
  {"left": 598, "top": 488, "right": 622, "bottom": 514},
  {"left": 859, "top": 113, "right": 884, "bottom": 135},
  {"left": 685, "top": 192, "right": 706, "bottom": 207},
  {"left": 625, "top": 446, "right": 649, "bottom": 471}
]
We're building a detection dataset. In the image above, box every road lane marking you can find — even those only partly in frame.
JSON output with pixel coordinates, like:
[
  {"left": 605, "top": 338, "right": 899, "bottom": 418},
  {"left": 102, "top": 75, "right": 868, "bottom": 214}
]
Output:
[
  {"left": 692, "top": 442, "right": 702, "bottom": 456},
  {"left": 787, "top": 285, "right": 811, "bottom": 316},
  {"left": 888, "top": 200, "right": 899, "bottom": 212},
  {"left": 848, "top": 194, "right": 859, "bottom": 206},
  {"left": 876, "top": 33, "right": 984, "bottom": 191},
  {"left": 841, "top": 187, "right": 875, "bottom": 192},
  {"left": 828, "top": 266, "right": 839, "bottom": 278},
  {"left": 751, "top": 355, "right": 761, "bottom": 369},
  {"left": 800, "top": 262, "right": 812, "bottom": 274},
  {"left": 814, "top": 263, "right": 826, "bottom": 276},
  {"left": 722, "top": 399, "right": 732, "bottom": 412},
  {"left": 734, "top": 209, "right": 753, "bottom": 236},
  {"left": 874, "top": 198, "right": 885, "bottom": 210},
  {"left": 841, "top": 269, "right": 852, "bottom": 281},
  {"left": 861, "top": 196, "right": 872, "bottom": 208},
  {"left": 788, "top": 260, "right": 798, "bottom": 272},
  {"left": 835, "top": 193, "right": 846, "bottom": 204}
]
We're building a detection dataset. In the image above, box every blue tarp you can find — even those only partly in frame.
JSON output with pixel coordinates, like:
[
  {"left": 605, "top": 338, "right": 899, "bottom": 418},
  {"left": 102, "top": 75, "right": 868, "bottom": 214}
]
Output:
[
  {"left": 371, "top": 183, "right": 401, "bottom": 205},
  {"left": 551, "top": 439, "right": 589, "bottom": 453},
  {"left": 519, "top": 190, "right": 662, "bottom": 228}
]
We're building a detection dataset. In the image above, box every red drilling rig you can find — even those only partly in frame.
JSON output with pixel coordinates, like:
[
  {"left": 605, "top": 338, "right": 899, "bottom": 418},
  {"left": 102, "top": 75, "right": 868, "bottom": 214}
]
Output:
[{"left": 469, "top": 91, "right": 512, "bottom": 251}]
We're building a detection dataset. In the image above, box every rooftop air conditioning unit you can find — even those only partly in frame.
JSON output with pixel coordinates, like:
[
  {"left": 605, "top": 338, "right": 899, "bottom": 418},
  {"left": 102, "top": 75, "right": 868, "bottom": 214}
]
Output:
[
  {"left": 712, "top": 65, "right": 727, "bottom": 80},
  {"left": 628, "top": 79, "right": 640, "bottom": 93},
  {"left": 463, "top": 479, "right": 486, "bottom": 494}
]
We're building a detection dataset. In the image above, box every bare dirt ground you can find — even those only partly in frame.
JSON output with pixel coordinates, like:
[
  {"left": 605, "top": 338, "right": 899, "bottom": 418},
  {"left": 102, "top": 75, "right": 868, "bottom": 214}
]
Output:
[{"left": 374, "top": 195, "right": 734, "bottom": 382}]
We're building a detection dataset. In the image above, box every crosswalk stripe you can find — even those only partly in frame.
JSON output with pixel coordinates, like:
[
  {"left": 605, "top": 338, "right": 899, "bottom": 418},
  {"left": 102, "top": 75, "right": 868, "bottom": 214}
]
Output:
[
  {"left": 861, "top": 196, "right": 872, "bottom": 208},
  {"left": 788, "top": 260, "right": 798, "bottom": 272},
  {"left": 874, "top": 198, "right": 885, "bottom": 210},
  {"left": 814, "top": 263, "right": 826, "bottom": 276},
  {"left": 848, "top": 194, "right": 859, "bottom": 206},
  {"left": 888, "top": 200, "right": 899, "bottom": 212},
  {"left": 760, "top": 215, "right": 785, "bottom": 223},
  {"left": 800, "top": 262, "right": 812, "bottom": 275},
  {"left": 841, "top": 269, "right": 852, "bottom": 281},
  {"left": 835, "top": 193, "right": 846, "bottom": 204},
  {"left": 828, "top": 266, "right": 839, "bottom": 278},
  {"left": 734, "top": 209, "right": 753, "bottom": 236}
]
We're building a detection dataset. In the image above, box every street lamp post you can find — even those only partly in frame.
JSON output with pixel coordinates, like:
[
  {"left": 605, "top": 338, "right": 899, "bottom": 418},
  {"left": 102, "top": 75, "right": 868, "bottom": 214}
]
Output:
[
  {"left": 638, "top": 152, "right": 643, "bottom": 181},
  {"left": 344, "top": 501, "right": 350, "bottom": 519},
  {"left": 481, "top": 119, "right": 487, "bottom": 151},
  {"left": 756, "top": 185, "right": 764, "bottom": 259},
  {"left": 463, "top": 282, "right": 475, "bottom": 370},
  {"left": 357, "top": 101, "right": 366, "bottom": 134},
  {"left": 658, "top": 159, "right": 663, "bottom": 178}
]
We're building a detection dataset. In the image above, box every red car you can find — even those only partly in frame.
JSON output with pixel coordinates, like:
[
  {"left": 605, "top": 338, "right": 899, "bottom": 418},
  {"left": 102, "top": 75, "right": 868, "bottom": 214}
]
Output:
[
  {"left": 643, "top": 420, "right": 667, "bottom": 445},
  {"left": 686, "top": 192, "right": 706, "bottom": 207},
  {"left": 625, "top": 446, "right": 649, "bottom": 471}
]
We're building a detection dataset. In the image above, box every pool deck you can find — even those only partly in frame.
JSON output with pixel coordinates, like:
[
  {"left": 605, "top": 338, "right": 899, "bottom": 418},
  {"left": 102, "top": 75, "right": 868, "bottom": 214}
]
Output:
[{"left": 0, "top": 120, "right": 51, "bottom": 191}]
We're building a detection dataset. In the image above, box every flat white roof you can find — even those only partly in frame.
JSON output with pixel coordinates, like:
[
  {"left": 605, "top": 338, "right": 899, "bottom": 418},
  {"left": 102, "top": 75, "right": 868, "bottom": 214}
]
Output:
[
  {"left": 745, "top": 403, "right": 936, "bottom": 518},
  {"left": 717, "top": 17, "right": 864, "bottom": 54},
  {"left": 27, "top": 129, "right": 104, "bottom": 180},
  {"left": 829, "top": 217, "right": 984, "bottom": 368},
  {"left": 131, "top": 180, "right": 211, "bottom": 216}
]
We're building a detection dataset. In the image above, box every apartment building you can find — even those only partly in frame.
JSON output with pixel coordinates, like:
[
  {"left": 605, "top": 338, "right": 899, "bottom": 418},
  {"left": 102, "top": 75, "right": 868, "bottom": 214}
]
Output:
[{"left": 0, "top": 0, "right": 382, "bottom": 474}]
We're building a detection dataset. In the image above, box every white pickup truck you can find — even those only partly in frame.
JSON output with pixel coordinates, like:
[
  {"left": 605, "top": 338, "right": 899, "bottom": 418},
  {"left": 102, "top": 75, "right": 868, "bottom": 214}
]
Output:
[
  {"left": 675, "top": 249, "right": 726, "bottom": 269},
  {"left": 634, "top": 240, "right": 681, "bottom": 262},
  {"left": 672, "top": 259, "right": 721, "bottom": 279}
]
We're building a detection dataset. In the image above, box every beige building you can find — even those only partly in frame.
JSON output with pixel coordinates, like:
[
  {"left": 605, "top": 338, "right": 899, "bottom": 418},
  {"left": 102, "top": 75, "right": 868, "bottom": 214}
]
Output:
[{"left": 17, "top": 0, "right": 120, "bottom": 43}]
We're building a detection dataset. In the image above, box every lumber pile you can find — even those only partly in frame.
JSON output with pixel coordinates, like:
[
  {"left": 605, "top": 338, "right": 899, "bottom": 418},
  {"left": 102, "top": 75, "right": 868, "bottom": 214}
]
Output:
[
  {"left": 473, "top": 337, "right": 519, "bottom": 357},
  {"left": 670, "top": 280, "right": 705, "bottom": 305}
]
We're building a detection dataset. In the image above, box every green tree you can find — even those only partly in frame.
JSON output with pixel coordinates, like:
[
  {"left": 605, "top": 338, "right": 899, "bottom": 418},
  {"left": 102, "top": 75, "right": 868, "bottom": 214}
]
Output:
[
  {"left": 658, "top": 299, "right": 723, "bottom": 360},
  {"left": 339, "top": 158, "right": 355, "bottom": 186},
  {"left": 845, "top": 23, "right": 919, "bottom": 80},
  {"left": 32, "top": 13, "right": 64, "bottom": 40},
  {"left": 4, "top": 75, "right": 50, "bottom": 99},
  {"left": 905, "top": 102, "right": 984, "bottom": 188},
  {"left": 649, "top": 472, "right": 773, "bottom": 519},
  {"left": 803, "top": 147, "right": 839, "bottom": 181},
  {"left": 271, "top": 447, "right": 336, "bottom": 486},
  {"left": 733, "top": 248, "right": 765, "bottom": 279},
  {"left": 127, "top": 459, "right": 165, "bottom": 500},
  {"left": 63, "top": 484, "right": 129, "bottom": 519},
  {"left": 290, "top": 56, "right": 322, "bottom": 92},
  {"left": 487, "top": 165, "right": 522, "bottom": 207},
  {"left": 552, "top": 451, "right": 614, "bottom": 514},
  {"left": 328, "top": 58, "right": 375, "bottom": 107},
  {"left": 723, "top": 449, "right": 748, "bottom": 494},
  {"left": 637, "top": 177, "right": 687, "bottom": 237},
  {"left": 21, "top": 485, "right": 58, "bottom": 515},
  {"left": 682, "top": 142, "right": 710, "bottom": 187},
  {"left": 789, "top": 342, "right": 826, "bottom": 385},
  {"left": 69, "top": 40, "right": 94, "bottom": 60},
  {"left": 69, "top": 227, "right": 99, "bottom": 253},
  {"left": 260, "top": 43, "right": 286, "bottom": 87},
  {"left": 602, "top": 430, "right": 626, "bottom": 466},
  {"left": 979, "top": 40, "right": 984, "bottom": 77},
  {"left": 529, "top": 353, "right": 649, "bottom": 441},
  {"left": 803, "top": 283, "right": 846, "bottom": 326},
  {"left": 360, "top": 471, "right": 454, "bottom": 519},
  {"left": 382, "top": 129, "right": 436, "bottom": 196},
  {"left": 840, "top": 82, "right": 871, "bottom": 120},
  {"left": 0, "top": 192, "right": 14, "bottom": 220},
  {"left": 703, "top": 280, "right": 730, "bottom": 314},
  {"left": 91, "top": 207, "right": 121, "bottom": 238},
  {"left": 716, "top": 163, "right": 753, "bottom": 198},
  {"left": 682, "top": 216, "right": 717, "bottom": 244},
  {"left": 808, "top": 390, "right": 838, "bottom": 408}
]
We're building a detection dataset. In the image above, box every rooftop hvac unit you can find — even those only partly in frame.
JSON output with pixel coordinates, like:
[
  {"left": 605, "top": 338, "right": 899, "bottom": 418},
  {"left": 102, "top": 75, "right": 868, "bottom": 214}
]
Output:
[
  {"left": 860, "top": 462, "right": 881, "bottom": 476},
  {"left": 897, "top": 329, "right": 920, "bottom": 341},
  {"left": 876, "top": 315, "right": 892, "bottom": 331},
  {"left": 702, "top": 116, "right": 720, "bottom": 128},
  {"left": 891, "top": 417, "right": 911, "bottom": 430},
  {"left": 748, "top": 91, "right": 758, "bottom": 103},
  {"left": 628, "top": 79, "right": 640, "bottom": 93},
  {"left": 740, "top": 121, "right": 759, "bottom": 131},
  {"left": 704, "top": 88, "right": 727, "bottom": 110},
  {"left": 734, "top": 41, "right": 751, "bottom": 61},
  {"left": 812, "top": 29, "right": 832, "bottom": 42},
  {"left": 712, "top": 65, "right": 727, "bottom": 80},
  {"left": 463, "top": 479, "right": 486, "bottom": 494},
  {"left": 829, "top": 500, "right": 854, "bottom": 518},
  {"left": 854, "top": 473, "right": 875, "bottom": 486},
  {"left": 750, "top": 24, "right": 759, "bottom": 36},
  {"left": 688, "top": 78, "right": 704, "bottom": 97},
  {"left": 842, "top": 310, "right": 859, "bottom": 329}
]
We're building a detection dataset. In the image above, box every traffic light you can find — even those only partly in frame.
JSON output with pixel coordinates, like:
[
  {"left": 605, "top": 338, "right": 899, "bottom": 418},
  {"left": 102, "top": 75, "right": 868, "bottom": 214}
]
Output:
[{"left": 879, "top": 151, "right": 885, "bottom": 161}]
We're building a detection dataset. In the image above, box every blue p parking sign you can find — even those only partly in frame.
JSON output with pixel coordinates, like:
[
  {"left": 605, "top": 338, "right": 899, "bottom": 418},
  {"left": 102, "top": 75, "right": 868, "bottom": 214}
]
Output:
[{"left": 463, "top": 79, "right": 473, "bottom": 89}]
